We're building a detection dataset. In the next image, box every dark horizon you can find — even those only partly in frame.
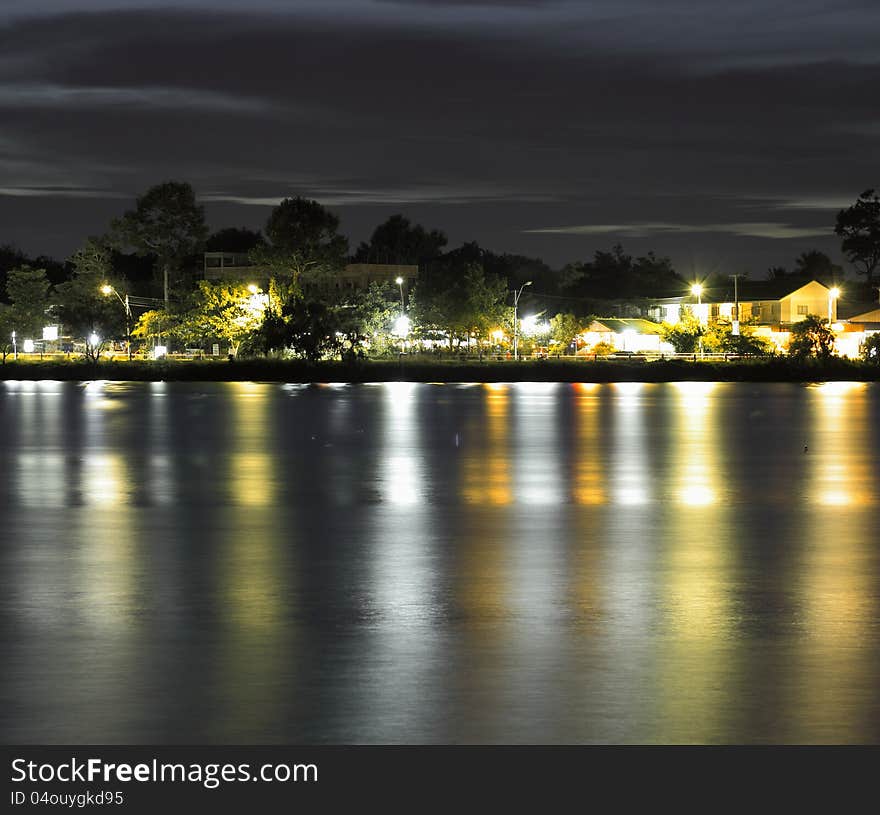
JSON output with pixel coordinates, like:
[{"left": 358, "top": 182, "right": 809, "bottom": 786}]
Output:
[{"left": 1, "top": 1, "right": 877, "bottom": 277}]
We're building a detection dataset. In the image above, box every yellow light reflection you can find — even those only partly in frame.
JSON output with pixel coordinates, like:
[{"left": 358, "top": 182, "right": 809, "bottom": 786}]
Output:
[
  {"left": 654, "top": 381, "right": 735, "bottom": 741},
  {"left": 213, "top": 383, "right": 293, "bottom": 738},
  {"left": 461, "top": 385, "right": 512, "bottom": 505},
  {"left": 794, "top": 381, "right": 875, "bottom": 740},
  {"left": 572, "top": 384, "right": 604, "bottom": 505},
  {"left": 228, "top": 383, "right": 276, "bottom": 506}
]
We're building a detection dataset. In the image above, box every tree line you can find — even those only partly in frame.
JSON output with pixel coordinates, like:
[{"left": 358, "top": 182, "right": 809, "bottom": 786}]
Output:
[{"left": 1, "top": 182, "right": 878, "bottom": 361}]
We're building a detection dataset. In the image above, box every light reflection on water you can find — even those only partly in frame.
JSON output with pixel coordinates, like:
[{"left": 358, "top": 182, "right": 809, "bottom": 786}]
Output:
[{"left": 0, "top": 380, "right": 879, "bottom": 744}]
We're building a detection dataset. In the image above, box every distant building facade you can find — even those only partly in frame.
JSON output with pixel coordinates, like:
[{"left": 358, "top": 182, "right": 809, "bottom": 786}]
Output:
[
  {"left": 202, "top": 253, "right": 417, "bottom": 292},
  {"left": 648, "top": 280, "right": 839, "bottom": 328}
]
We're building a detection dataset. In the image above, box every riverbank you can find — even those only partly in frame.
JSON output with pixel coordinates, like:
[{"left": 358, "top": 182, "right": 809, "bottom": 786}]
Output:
[{"left": 1, "top": 357, "right": 879, "bottom": 382}]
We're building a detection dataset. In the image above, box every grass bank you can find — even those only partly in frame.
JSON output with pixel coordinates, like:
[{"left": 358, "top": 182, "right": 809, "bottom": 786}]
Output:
[{"left": 1, "top": 357, "right": 879, "bottom": 383}]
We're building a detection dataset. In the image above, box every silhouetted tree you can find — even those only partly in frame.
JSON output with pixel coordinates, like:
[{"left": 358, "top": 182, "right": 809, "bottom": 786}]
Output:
[
  {"left": 112, "top": 181, "right": 208, "bottom": 310},
  {"left": 353, "top": 215, "right": 446, "bottom": 265},
  {"left": 205, "top": 227, "right": 265, "bottom": 254},
  {"left": 794, "top": 250, "right": 842, "bottom": 283},
  {"left": 835, "top": 189, "right": 880, "bottom": 288}
]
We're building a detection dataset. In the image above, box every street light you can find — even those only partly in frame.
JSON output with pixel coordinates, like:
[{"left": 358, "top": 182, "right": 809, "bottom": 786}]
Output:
[
  {"left": 828, "top": 286, "right": 841, "bottom": 327},
  {"left": 512, "top": 281, "right": 532, "bottom": 361},
  {"left": 395, "top": 276, "right": 405, "bottom": 310},
  {"left": 100, "top": 284, "right": 133, "bottom": 360},
  {"left": 691, "top": 283, "right": 704, "bottom": 358}
]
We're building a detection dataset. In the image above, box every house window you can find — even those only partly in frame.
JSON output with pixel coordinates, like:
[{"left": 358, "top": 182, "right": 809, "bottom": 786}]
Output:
[
  {"left": 752, "top": 303, "right": 762, "bottom": 317},
  {"left": 711, "top": 305, "right": 720, "bottom": 318},
  {"left": 797, "top": 304, "right": 809, "bottom": 315}
]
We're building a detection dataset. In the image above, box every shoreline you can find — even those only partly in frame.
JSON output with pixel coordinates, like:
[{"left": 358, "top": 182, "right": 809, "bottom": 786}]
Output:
[{"left": 1, "top": 358, "right": 879, "bottom": 383}]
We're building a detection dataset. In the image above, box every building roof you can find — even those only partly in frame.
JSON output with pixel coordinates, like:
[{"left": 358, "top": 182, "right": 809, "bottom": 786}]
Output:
[
  {"left": 587, "top": 318, "right": 665, "bottom": 335},
  {"left": 847, "top": 307, "right": 880, "bottom": 323}
]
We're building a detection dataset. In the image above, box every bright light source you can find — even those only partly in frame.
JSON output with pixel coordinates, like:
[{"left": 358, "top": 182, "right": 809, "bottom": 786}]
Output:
[
  {"left": 395, "top": 276, "right": 404, "bottom": 285},
  {"left": 491, "top": 329, "right": 505, "bottom": 343},
  {"left": 829, "top": 287, "right": 841, "bottom": 299},
  {"left": 100, "top": 285, "right": 113, "bottom": 296},
  {"left": 23, "top": 339, "right": 35, "bottom": 353},
  {"left": 521, "top": 315, "right": 537, "bottom": 333},
  {"left": 247, "top": 284, "right": 259, "bottom": 294},
  {"left": 690, "top": 283, "right": 703, "bottom": 297},
  {"left": 42, "top": 325, "right": 58, "bottom": 341},
  {"left": 393, "top": 315, "right": 411, "bottom": 337},
  {"left": 153, "top": 345, "right": 167, "bottom": 359},
  {"left": 623, "top": 329, "right": 636, "bottom": 337},
  {"left": 88, "top": 333, "right": 100, "bottom": 347}
]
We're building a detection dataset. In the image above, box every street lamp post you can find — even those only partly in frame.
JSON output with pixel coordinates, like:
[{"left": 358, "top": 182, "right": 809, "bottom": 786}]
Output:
[
  {"left": 395, "top": 276, "right": 405, "bottom": 310},
  {"left": 691, "top": 282, "right": 704, "bottom": 358},
  {"left": 828, "top": 286, "right": 840, "bottom": 328},
  {"left": 101, "top": 284, "right": 133, "bottom": 360},
  {"left": 512, "top": 281, "right": 532, "bottom": 361}
]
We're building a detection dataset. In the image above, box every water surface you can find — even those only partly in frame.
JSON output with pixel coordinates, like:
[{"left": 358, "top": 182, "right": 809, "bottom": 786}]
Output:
[{"left": 1, "top": 380, "right": 878, "bottom": 743}]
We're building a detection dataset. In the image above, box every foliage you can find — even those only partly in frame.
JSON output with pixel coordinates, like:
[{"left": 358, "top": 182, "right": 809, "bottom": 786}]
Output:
[
  {"left": 112, "top": 181, "right": 208, "bottom": 304},
  {"left": 794, "top": 250, "right": 842, "bottom": 283},
  {"left": 860, "top": 333, "right": 880, "bottom": 365},
  {"left": 343, "top": 282, "right": 403, "bottom": 356},
  {"left": 661, "top": 310, "right": 704, "bottom": 353},
  {"left": 835, "top": 189, "right": 880, "bottom": 287},
  {"left": 353, "top": 215, "right": 446, "bottom": 264},
  {"left": 701, "top": 320, "right": 774, "bottom": 355},
  {"left": 250, "top": 298, "right": 345, "bottom": 361},
  {"left": 787, "top": 314, "right": 836, "bottom": 359},
  {"left": 412, "top": 260, "right": 507, "bottom": 347},
  {"left": 176, "top": 281, "right": 266, "bottom": 355},
  {"left": 5, "top": 266, "right": 51, "bottom": 338},
  {"left": 550, "top": 312, "right": 582, "bottom": 351},
  {"left": 561, "top": 244, "right": 685, "bottom": 301},
  {"left": 588, "top": 340, "right": 616, "bottom": 356},
  {"left": 0, "top": 305, "right": 14, "bottom": 361},
  {"left": 131, "top": 310, "right": 172, "bottom": 345},
  {"left": 54, "top": 238, "right": 125, "bottom": 341},
  {"left": 204, "top": 227, "right": 265, "bottom": 253}
]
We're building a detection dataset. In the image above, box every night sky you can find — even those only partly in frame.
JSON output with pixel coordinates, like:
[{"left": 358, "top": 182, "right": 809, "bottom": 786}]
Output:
[{"left": 1, "top": 0, "right": 878, "bottom": 276}]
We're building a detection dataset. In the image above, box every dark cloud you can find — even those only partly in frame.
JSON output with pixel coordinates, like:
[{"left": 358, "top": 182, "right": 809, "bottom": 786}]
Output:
[{"left": 0, "top": 2, "right": 877, "bottom": 275}]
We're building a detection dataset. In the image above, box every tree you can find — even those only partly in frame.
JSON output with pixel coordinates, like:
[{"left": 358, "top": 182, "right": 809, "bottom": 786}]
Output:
[
  {"left": 176, "top": 281, "right": 265, "bottom": 356},
  {"left": 353, "top": 215, "right": 447, "bottom": 265},
  {"left": 550, "top": 312, "right": 582, "bottom": 353},
  {"left": 112, "top": 181, "right": 208, "bottom": 310},
  {"left": 205, "top": 227, "right": 265, "bottom": 253},
  {"left": 282, "top": 300, "right": 344, "bottom": 361},
  {"left": 249, "top": 197, "right": 349, "bottom": 307},
  {"left": 702, "top": 320, "right": 774, "bottom": 355},
  {"left": 0, "top": 306, "right": 14, "bottom": 362},
  {"left": 860, "top": 333, "right": 880, "bottom": 365},
  {"left": 794, "top": 250, "right": 842, "bottom": 283},
  {"left": 343, "top": 282, "right": 403, "bottom": 356},
  {"left": 835, "top": 189, "right": 880, "bottom": 288},
  {"left": 5, "top": 266, "right": 50, "bottom": 339},
  {"left": 413, "top": 261, "right": 507, "bottom": 349},
  {"left": 788, "top": 314, "right": 835, "bottom": 360},
  {"left": 661, "top": 310, "right": 704, "bottom": 353},
  {"left": 54, "top": 238, "right": 125, "bottom": 342}
]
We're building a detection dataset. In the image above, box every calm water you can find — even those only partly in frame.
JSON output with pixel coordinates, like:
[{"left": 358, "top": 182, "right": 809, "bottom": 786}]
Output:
[{"left": 1, "top": 380, "right": 879, "bottom": 744}]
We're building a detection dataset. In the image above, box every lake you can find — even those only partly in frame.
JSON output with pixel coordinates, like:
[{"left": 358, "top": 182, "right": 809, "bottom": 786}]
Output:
[{"left": 1, "top": 380, "right": 878, "bottom": 743}]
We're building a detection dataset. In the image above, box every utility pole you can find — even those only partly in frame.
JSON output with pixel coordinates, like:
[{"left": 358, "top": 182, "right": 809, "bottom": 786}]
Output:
[
  {"left": 512, "top": 281, "right": 532, "bottom": 361},
  {"left": 730, "top": 274, "right": 744, "bottom": 336}
]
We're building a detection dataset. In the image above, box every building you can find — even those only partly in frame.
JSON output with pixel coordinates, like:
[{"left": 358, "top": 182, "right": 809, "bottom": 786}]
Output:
[
  {"left": 649, "top": 279, "right": 839, "bottom": 328},
  {"left": 202, "top": 253, "right": 417, "bottom": 293},
  {"left": 578, "top": 318, "right": 673, "bottom": 354},
  {"left": 203, "top": 252, "right": 259, "bottom": 283}
]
